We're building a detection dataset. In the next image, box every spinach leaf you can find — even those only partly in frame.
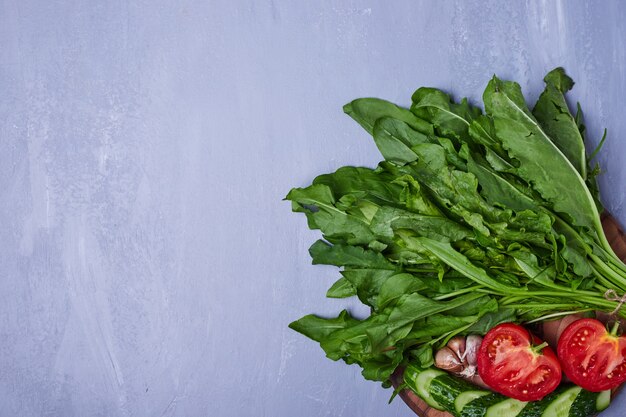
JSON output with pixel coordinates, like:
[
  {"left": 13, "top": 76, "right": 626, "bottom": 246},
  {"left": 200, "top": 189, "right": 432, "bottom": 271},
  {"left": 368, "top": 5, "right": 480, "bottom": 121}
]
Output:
[
  {"left": 410, "top": 87, "right": 479, "bottom": 141},
  {"left": 309, "top": 240, "right": 395, "bottom": 270},
  {"left": 326, "top": 277, "right": 357, "bottom": 298},
  {"left": 371, "top": 117, "right": 429, "bottom": 164},
  {"left": 533, "top": 67, "right": 587, "bottom": 178},
  {"left": 344, "top": 97, "right": 433, "bottom": 136},
  {"left": 483, "top": 75, "right": 601, "bottom": 233}
]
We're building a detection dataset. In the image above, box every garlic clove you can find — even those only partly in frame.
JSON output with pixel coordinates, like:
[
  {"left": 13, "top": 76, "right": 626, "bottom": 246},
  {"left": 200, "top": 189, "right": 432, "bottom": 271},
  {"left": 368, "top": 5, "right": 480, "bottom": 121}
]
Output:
[
  {"left": 447, "top": 336, "right": 467, "bottom": 365},
  {"left": 434, "top": 346, "right": 464, "bottom": 373},
  {"left": 464, "top": 334, "right": 483, "bottom": 367}
]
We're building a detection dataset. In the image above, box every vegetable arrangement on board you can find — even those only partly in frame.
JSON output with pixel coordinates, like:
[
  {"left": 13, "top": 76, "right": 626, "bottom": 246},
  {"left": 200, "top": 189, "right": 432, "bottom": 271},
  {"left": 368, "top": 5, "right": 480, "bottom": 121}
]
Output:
[{"left": 286, "top": 68, "right": 626, "bottom": 417}]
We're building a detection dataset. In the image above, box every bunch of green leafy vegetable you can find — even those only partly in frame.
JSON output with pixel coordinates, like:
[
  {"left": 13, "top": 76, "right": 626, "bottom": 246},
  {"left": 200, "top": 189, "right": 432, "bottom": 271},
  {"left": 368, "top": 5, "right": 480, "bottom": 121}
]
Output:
[{"left": 286, "top": 68, "right": 626, "bottom": 386}]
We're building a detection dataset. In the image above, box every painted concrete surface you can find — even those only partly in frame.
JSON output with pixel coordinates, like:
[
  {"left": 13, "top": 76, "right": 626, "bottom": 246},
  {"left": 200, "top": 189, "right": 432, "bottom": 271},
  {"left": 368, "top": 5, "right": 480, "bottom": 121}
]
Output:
[{"left": 1, "top": 1, "right": 625, "bottom": 416}]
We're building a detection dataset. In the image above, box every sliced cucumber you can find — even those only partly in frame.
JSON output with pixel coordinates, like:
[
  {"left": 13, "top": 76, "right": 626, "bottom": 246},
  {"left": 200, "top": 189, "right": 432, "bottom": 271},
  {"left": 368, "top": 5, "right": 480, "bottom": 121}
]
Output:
[
  {"left": 595, "top": 390, "right": 611, "bottom": 412},
  {"left": 460, "top": 393, "right": 506, "bottom": 417},
  {"left": 569, "top": 388, "right": 600, "bottom": 417},
  {"left": 455, "top": 391, "right": 490, "bottom": 413},
  {"left": 485, "top": 397, "right": 527, "bottom": 417},
  {"left": 404, "top": 367, "right": 608, "bottom": 417},
  {"left": 517, "top": 386, "right": 569, "bottom": 417},
  {"left": 429, "top": 374, "right": 485, "bottom": 414},
  {"left": 403, "top": 365, "right": 446, "bottom": 410},
  {"left": 541, "top": 386, "right": 581, "bottom": 417},
  {"left": 517, "top": 385, "right": 609, "bottom": 417}
]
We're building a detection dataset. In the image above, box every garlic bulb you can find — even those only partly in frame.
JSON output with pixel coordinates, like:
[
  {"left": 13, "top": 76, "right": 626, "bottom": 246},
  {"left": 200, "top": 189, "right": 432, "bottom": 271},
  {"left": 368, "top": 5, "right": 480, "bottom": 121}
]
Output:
[{"left": 435, "top": 334, "right": 488, "bottom": 388}]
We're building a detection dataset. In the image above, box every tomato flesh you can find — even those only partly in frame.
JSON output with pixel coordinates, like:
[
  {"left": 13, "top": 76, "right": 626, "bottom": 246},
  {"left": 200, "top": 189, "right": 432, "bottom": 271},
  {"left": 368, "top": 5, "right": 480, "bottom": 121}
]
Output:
[
  {"left": 478, "top": 323, "right": 561, "bottom": 401},
  {"left": 557, "top": 318, "right": 626, "bottom": 392}
]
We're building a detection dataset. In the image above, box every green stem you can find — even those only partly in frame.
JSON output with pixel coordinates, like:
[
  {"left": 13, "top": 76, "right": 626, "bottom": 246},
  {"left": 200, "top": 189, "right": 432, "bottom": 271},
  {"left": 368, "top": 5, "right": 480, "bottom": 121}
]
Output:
[
  {"left": 475, "top": 288, "right": 506, "bottom": 296},
  {"left": 500, "top": 295, "right": 530, "bottom": 306},
  {"left": 576, "top": 295, "right": 622, "bottom": 310},
  {"left": 593, "top": 213, "right": 623, "bottom": 266},
  {"left": 432, "top": 285, "right": 487, "bottom": 300},
  {"left": 429, "top": 322, "right": 474, "bottom": 348},
  {"left": 524, "top": 309, "right": 594, "bottom": 324},
  {"left": 607, "top": 256, "right": 626, "bottom": 275},
  {"left": 526, "top": 290, "right": 598, "bottom": 298},
  {"left": 610, "top": 321, "right": 620, "bottom": 336},
  {"left": 405, "top": 267, "right": 438, "bottom": 273},
  {"left": 508, "top": 294, "right": 618, "bottom": 313},
  {"left": 591, "top": 266, "right": 615, "bottom": 292},
  {"left": 591, "top": 254, "right": 626, "bottom": 291},
  {"left": 532, "top": 341, "right": 549, "bottom": 354},
  {"left": 599, "top": 235, "right": 626, "bottom": 272},
  {"left": 505, "top": 303, "right": 580, "bottom": 309}
]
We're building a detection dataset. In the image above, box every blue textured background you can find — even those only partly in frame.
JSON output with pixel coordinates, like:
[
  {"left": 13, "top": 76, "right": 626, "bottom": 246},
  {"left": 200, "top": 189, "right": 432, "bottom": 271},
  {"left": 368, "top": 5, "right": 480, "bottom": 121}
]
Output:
[{"left": 1, "top": 1, "right": 625, "bottom": 416}]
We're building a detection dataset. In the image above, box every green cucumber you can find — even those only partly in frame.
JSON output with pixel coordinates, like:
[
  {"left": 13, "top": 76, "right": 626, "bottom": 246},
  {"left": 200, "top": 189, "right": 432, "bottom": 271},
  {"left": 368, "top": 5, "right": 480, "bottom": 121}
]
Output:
[
  {"left": 455, "top": 391, "right": 490, "bottom": 413},
  {"left": 517, "top": 386, "right": 568, "bottom": 417},
  {"left": 540, "top": 385, "right": 609, "bottom": 417},
  {"left": 403, "top": 365, "right": 446, "bottom": 410},
  {"left": 568, "top": 388, "right": 599, "bottom": 417},
  {"left": 428, "top": 374, "right": 474, "bottom": 413},
  {"left": 541, "top": 386, "right": 581, "bottom": 417},
  {"left": 485, "top": 397, "right": 527, "bottom": 417},
  {"left": 429, "top": 374, "right": 486, "bottom": 414},
  {"left": 404, "top": 367, "right": 608, "bottom": 417},
  {"left": 595, "top": 390, "right": 611, "bottom": 412},
  {"left": 517, "top": 385, "right": 609, "bottom": 417},
  {"left": 460, "top": 393, "right": 507, "bottom": 417}
]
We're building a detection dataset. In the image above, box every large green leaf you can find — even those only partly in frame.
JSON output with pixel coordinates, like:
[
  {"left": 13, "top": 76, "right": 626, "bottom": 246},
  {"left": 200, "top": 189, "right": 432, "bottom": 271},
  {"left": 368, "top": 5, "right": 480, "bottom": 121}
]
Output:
[
  {"left": 387, "top": 292, "right": 485, "bottom": 329},
  {"left": 533, "top": 67, "right": 586, "bottom": 178},
  {"left": 483, "top": 75, "right": 600, "bottom": 232},
  {"left": 326, "top": 277, "right": 357, "bottom": 298},
  {"left": 341, "top": 269, "right": 397, "bottom": 307},
  {"left": 466, "top": 153, "right": 538, "bottom": 212},
  {"left": 377, "top": 273, "right": 427, "bottom": 310},
  {"left": 289, "top": 310, "right": 359, "bottom": 344},
  {"left": 371, "top": 117, "right": 429, "bottom": 164},
  {"left": 309, "top": 240, "right": 395, "bottom": 270},
  {"left": 414, "top": 237, "right": 518, "bottom": 293},
  {"left": 312, "top": 166, "right": 403, "bottom": 208},
  {"left": 285, "top": 184, "right": 378, "bottom": 245},
  {"left": 410, "top": 87, "right": 478, "bottom": 141},
  {"left": 344, "top": 97, "right": 433, "bottom": 136},
  {"left": 369, "top": 206, "right": 472, "bottom": 243}
]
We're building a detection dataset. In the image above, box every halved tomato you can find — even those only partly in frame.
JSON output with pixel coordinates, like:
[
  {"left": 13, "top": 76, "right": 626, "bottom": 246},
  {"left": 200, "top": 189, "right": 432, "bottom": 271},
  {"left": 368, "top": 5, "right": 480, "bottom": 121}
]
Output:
[
  {"left": 557, "top": 318, "right": 626, "bottom": 391},
  {"left": 477, "top": 323, "right": 561, "bottom": 401}
]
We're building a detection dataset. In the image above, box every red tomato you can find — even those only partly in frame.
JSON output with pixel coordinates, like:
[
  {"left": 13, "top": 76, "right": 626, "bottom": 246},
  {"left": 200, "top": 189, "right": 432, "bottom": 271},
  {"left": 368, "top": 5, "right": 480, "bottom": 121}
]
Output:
[
  {"left": 477, "top": 323, "right": 562, "bottom": 401},
  {"left": 557, "top": 318, "right": 626, "bottom": 391}
]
